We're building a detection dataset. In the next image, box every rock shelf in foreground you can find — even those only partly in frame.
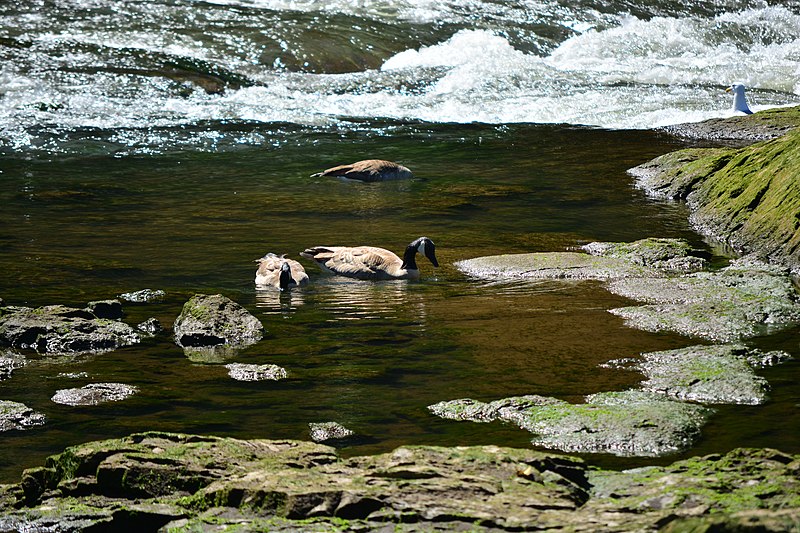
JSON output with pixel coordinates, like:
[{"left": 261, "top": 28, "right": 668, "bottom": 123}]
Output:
[{"left": 0, "top": 432, "right": 798, "bottom": 532}]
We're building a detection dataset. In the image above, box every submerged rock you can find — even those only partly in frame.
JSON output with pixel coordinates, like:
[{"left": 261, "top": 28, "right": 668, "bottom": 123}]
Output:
[
  {"left": 607, "top": 257, "right": 800, "bottom": 341},
  {"left": 118, "top": 289, "right": 166, "bottom": 303},
  {"left": 308, "top": 422, "right": 355, "bottom": 443},
  {"left": 608, "top": 344, "right": 790, "bottom": 405},
  {"left": 0, "top": 304, "right": 141, "bottom": 355},
  {"left": 429, "top": 391, "right": 712, "bottom": 457},
  {"left": 173, "top": 294, "right": 264, "bottom": 354},
  {"left": 51, "top": 383, "right": 139, "bottom": 406},
  {"left": 2, "top": 431, "right": 794, "bottom": 532},
  {"left": 0, "top": 400, "right": 46, "bottom": 431},
  {"left": 136, "top": 317, "right": 163, "bottom": 335},
  {"left": 0, "top": 351, "right": 25, "bottom": 381},
  {"left": 225, "top": 363, "right": 287, "bottom": 381}
]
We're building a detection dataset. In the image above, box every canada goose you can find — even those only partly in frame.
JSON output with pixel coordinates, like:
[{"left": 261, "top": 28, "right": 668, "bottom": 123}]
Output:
[
  {"left": 255, "top": 253, "right": 309, "bottom": 291},
  {"left": 310, "top": 159, "right": 413, "bottom": 182},
  {"left": 300, "top": 237, "right": 439, "bottom": 280},
  {"left": 726, "top": 83, "right": 753, "bottom": 114}
]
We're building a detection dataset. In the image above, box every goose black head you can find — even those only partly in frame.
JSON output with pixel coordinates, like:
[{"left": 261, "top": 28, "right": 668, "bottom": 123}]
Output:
[
  {"left": 415, "top": 236, "right": 439, "bottom": 266},
  {"left": 279, "top": 261, "right": 293, "bottom": 291}
]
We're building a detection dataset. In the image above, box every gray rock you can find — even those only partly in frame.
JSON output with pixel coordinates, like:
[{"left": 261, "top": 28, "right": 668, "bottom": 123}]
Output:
[
  {"left": 118, "top": 289, "right": 166, "bottom": 303},
  {"left": 0, "top": 351, "right": 25, "bottom": 381},
  {"left": 0, "top": 400, "right": 46, "bottom": 431},
  {"left": 617, "top": 344, "right": 789, "bottom": 405},
  {"left": 173, "top": 294, "right": 264, "bottom": 352},
  {"left": 607, "top": 257, "right": 800, "bottom": 341},
  {"left": 582, "top": 238, "right": 708, "bottom": 273},
  {"left": 51, "top": 383, "right": 139, "bottom": 406},
  {"left": 225, "top": 363, "right": 287, "bottom": 381},
  {"left": 0, "top": 305, "right": 141, "bottom": 355},
  {"left": 136, "top": 317, "right": 163, "bottom": 335},
  {"left": 308, "top": 422, "right": 355, "bottom": 443},
  {"left": 430, "top": 391, "right": 712, "bottom": 457}
]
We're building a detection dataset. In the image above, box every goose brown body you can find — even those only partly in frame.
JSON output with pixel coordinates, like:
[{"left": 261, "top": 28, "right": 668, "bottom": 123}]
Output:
[
  {"left": 300, "top": 237, "right": 438, "bottom": 281},
  {"left": 311, "top": 159, "right": 413, "bottom": 182}
]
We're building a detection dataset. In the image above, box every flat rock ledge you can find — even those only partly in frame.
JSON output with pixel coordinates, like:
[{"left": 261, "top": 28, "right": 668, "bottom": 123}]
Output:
[
  {"left": 457, "top": 239, "right": 800, "bottom": 342},
  {"left": 429, "top": 391, "right": 712, "bottom": 457},
  {"left": 1, "top": 432, "right": 797, "bottom": 532},
  {"left": 173, "top": 294, "right": 264, "bottom": 358},
  {"left": 0, "top": 303, "right": 141, "bottom": 356},
  {"left": 604, "top": 344, "right": 791, "bottom": 405}
]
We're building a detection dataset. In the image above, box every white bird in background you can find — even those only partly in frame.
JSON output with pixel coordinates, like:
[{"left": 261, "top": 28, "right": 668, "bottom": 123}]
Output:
[{"left": 726, "top": 83, "right": 753, "bottom": 114}]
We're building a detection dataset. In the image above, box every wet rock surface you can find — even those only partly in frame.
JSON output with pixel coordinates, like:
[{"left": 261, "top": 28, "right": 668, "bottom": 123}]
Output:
[
  {"left": 173, "top": 294, "right": 264, "bottom": 354},
  {"left": 0, "top": 432, "right": 796, "bottom": 532},
  {"left": 657, "top": 105, "right": 800, "bottom": 143},
  {"left": 118, "top": 288, "right": 166, "bottom": 303},
  {"left": 308, "top": 421, "right": 355, "bottom": 443},
  {"left": 51, "top": 383, "right": 139, "bottom": 406},
  {"left": 225, "top": 363, "right": 287, "bottom": 381},
  {"left": 0, "top": 304, "right": 141, "bottom": 355},
  {"left": 608, "top": 257, "right": 800, "bottom": 341},
  {"left": 0, "top": 400, "right": 46, "bottom": 432},
  {"left": 606, "top": 344, "right": 790, "bottom": 405},
  {"left": 0, "top": 351, "right": 25, "bottom": 381},
  {"left": 429, "top": 391, "right": 712, "bottom": 457}
]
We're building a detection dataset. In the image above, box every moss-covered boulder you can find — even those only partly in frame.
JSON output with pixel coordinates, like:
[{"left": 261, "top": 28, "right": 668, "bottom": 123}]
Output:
[
  {"left": 429, "top": 391, "right": 713, "bottom": 457},
  {"left": 173, "top": 294, "right": 264, "bottom": 357},
  {"left": 630, "top": 126, "right": 800, "bottom": 273},
  {"left": 658, "top": 105, "right": 800, "bottom": 143}
]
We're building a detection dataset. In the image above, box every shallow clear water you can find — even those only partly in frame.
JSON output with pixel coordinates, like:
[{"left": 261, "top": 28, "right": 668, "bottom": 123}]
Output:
[{"left": 1, "top": 0, "right": 800, "bottom": 482}]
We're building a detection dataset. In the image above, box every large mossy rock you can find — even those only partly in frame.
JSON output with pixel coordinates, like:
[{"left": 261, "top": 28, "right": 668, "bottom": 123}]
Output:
[
  {"left": 1, "top": 432, "right": 797, "bottom": 532},
  {"left": 429, "top": 391, "right": 712, "bottom": 457},
  {"left": 0, "top": 400, "right": 46, "bottom": 432},
  {"left": 0, "top": 304, "right": 140, "bottom": 355},
  {"left": 629, "top": 126, "right": 800, "bottom": 273},
  {"left": 173, "top": 294, "right": 264, "bottom": 353}
]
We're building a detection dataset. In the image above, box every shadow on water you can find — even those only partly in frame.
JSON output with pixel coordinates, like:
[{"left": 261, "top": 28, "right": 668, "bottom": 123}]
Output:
[{"left": 1, "top": 122, "right": 798, "bottom": 480}]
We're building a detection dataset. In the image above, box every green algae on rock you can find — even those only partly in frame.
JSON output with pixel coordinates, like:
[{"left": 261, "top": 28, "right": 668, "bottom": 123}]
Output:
[
  {"left": 429, "top": 391, "right": 713, "bottom": 457},
  {"left": 173, "top": 294, "right": 264, "bottom": 358},
  {"left": 605, "top": 344, "right": 791, "bottom": 405},
  {"left": 630, "top": 125, "right": 800, "bottom": 273},
  {"left": 0, "top": 304, "right": 141, "bottom": 355},
  {"left": 607, "top": 257, "right": 800, "bottom": 342},
  {"left": 3, "top": 432, "right": 796, "bottom": 532}
]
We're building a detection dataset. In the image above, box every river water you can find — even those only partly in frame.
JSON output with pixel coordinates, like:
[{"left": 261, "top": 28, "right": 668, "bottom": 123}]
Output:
[{"left": 1, "top": 0, "right": 799, "bottom": 481}]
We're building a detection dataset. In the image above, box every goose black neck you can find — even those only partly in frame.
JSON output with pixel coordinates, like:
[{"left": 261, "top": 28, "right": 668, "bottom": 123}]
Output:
[{"left": 401, "top": 244, "right": 418, "bottom": 270}]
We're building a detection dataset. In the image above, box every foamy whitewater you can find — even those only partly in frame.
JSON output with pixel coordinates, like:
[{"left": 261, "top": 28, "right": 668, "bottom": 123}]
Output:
[{"left": 1, "top": 0, "right": 799, "bottom": 154}]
